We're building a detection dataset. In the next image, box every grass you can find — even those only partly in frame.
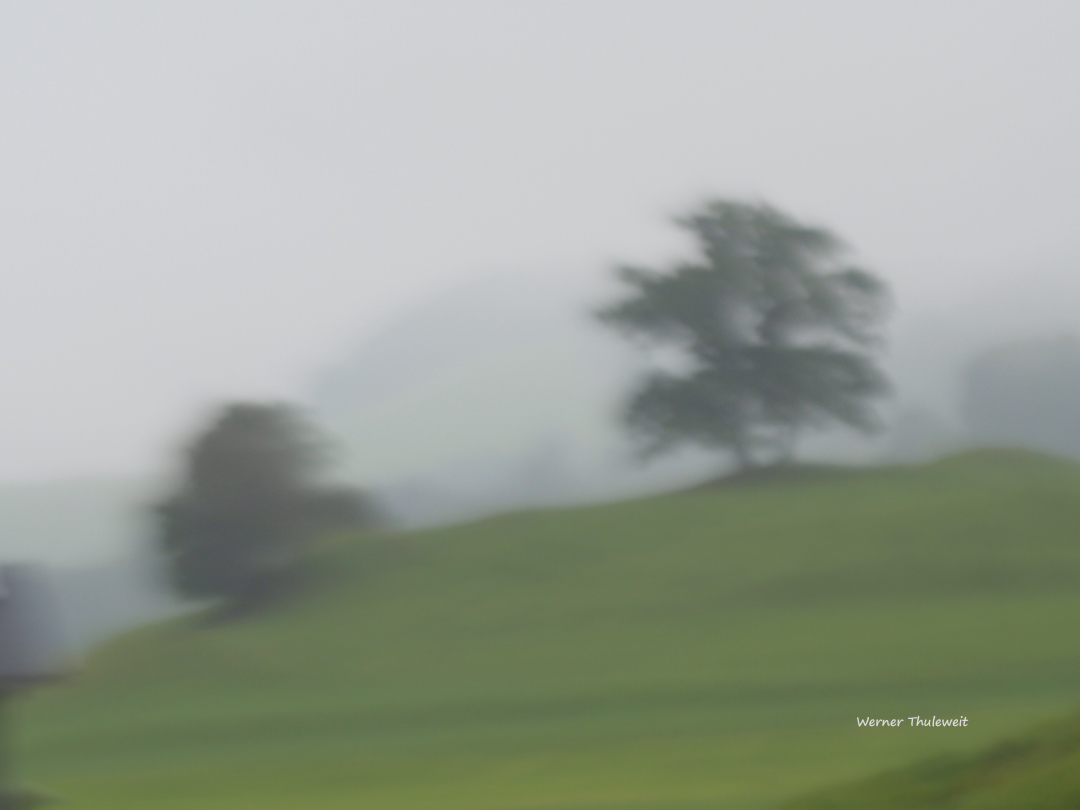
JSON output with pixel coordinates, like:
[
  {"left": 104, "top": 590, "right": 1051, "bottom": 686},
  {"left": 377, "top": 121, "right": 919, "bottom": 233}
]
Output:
[{"left": 13, "top": 448, "right": 1080, "bottom": 809}]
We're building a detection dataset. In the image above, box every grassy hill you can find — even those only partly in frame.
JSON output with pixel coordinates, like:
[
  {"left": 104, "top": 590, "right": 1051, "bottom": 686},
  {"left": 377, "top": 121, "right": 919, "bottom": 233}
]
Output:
[{"left": 15, "top": 449, "right": 1080, "bottom": 809}]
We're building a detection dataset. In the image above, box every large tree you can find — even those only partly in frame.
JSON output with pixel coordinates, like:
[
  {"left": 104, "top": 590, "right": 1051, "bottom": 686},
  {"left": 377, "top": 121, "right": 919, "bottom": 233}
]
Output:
[
  {"left": 155, "top": 403, "right": 374, "bottom": 607},
  {"left": 597, "top": 199, "right": 891, "bottom": 471}
]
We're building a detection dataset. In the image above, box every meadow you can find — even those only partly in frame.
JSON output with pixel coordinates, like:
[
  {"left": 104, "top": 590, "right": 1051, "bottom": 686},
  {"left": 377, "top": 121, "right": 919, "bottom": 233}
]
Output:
[{"left": 15, "top": 449, "right": 1080, "bottom": 809}]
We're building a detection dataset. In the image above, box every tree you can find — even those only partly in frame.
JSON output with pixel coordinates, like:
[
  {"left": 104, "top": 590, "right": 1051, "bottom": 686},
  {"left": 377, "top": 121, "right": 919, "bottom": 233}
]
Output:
[
  {"left": 596, "top": 199, "right": 891, "bottom": 471},
  {"left": 154, "top": 403, "right": 375, "bottom": 607}
]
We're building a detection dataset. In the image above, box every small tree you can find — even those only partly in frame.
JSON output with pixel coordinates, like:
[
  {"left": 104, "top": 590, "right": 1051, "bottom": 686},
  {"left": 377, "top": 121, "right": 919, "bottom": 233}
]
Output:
[
  {"left": 597, "top": 199, "right": 891, "bottom": 471},
  {"left": 155, "top": 403, "right": 373, "bottom": 607}
]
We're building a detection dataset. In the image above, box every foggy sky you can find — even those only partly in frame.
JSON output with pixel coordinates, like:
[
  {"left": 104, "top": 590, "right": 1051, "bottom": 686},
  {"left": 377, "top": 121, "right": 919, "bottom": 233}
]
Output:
[{"left": 3, "top": 1, "right": 1080, "bottom": 484}]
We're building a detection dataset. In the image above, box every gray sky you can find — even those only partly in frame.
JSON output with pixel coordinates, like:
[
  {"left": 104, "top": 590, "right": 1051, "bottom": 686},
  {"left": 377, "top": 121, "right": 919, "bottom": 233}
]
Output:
[{"left": 3, "top": 1, "right": 1080, "bottom": 484}]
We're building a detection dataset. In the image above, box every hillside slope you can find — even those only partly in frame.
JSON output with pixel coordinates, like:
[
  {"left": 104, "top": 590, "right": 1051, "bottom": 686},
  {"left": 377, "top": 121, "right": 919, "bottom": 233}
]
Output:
[{"left": 17, "top": 450, "right": 1080, "bottom": 809}]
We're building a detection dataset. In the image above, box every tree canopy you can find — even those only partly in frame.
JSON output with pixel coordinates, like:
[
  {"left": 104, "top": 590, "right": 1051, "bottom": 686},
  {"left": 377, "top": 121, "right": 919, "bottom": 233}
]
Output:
[
  {"left": 597, "top": 199, "right": 891, "bottom": 470},
  {"left": 155, "top": 403, "right": 374, "bottom": 608}
]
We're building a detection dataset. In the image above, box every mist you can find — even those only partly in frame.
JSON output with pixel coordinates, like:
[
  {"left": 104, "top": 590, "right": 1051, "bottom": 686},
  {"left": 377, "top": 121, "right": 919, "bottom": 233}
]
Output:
[{"left": 3, "top": 1, "right": 1080, "bottom": 553}]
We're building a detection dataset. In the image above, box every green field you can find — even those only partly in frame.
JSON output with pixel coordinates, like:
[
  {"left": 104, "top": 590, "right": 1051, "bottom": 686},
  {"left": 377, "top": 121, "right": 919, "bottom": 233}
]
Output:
[{"left": 14, "top": 449, "right": 1080, "bottom": 809}]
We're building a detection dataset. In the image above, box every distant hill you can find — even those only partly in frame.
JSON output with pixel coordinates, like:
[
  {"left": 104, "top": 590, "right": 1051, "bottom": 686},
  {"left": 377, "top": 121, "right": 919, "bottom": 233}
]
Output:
[
  {"left": 310, "top": 272, "right": 726, "bottom": 525},
  {"left": 20, "top": 449, "right": 1080, "bottom": 809}
]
